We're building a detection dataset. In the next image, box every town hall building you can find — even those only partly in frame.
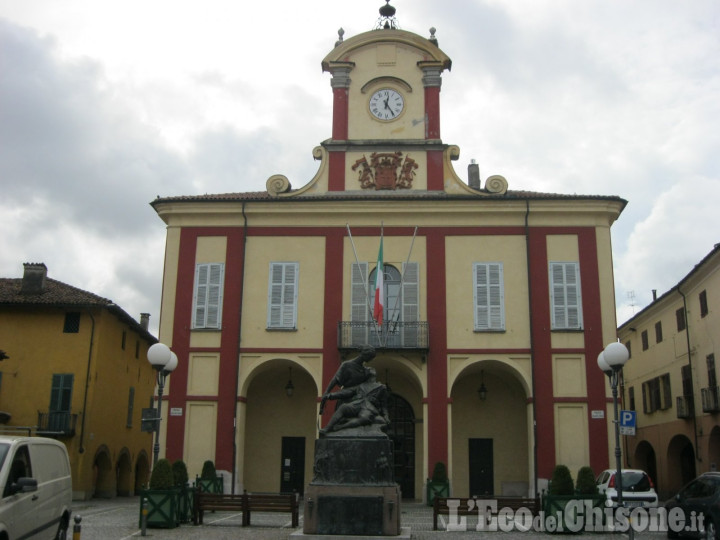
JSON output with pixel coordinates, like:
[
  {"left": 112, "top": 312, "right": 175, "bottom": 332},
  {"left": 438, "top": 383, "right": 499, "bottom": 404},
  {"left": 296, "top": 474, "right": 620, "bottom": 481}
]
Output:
[{"left": 151, "top": 5, "right": 627, "bottom": 499}]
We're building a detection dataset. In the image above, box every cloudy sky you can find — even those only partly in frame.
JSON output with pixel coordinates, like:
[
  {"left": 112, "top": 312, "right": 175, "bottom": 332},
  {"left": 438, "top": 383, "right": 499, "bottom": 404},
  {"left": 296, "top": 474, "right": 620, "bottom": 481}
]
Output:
[{"left": 1, "top": 0, "right": 718, "bottom": 337}]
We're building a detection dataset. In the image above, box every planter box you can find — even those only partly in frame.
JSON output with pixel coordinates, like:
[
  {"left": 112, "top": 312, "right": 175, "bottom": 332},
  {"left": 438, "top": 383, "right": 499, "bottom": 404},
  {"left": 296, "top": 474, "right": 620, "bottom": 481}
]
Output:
[
  {"left": 196, "top": 475, "right": 223, "bottom": 494},
  {"left": 139, "top": 488, "right": 179, "bottom": 529},
  {"left": 542, "top": 494, "right": 607, "bottom": 534},
  {"left": 426, "top": 481, "right": 449, "bottom": 507},
  {"left": 177, "top": 485, "right": 196, "bottom": 524}
]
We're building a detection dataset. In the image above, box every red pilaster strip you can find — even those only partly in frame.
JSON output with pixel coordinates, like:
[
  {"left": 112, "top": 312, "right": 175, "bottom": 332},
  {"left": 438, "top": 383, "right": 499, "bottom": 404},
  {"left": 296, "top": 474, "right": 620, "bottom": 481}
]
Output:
[
  {"left": 332, "top": 87, "right": 349, "bottom": 140},
  {"left": 329, "top": 152, "right": 346, "bottom": 192},
  {"left": 426, "top": 151, "right": 444, "bottom": 191},
  {"left": 578, "top": 229, "right": 610, "bottom": 473},
  {"left": 425, "top": 86, "right": 441, "bottom": 139},
  {"left": 214, "top": 228, "right": 244, "bottom": 470},
  {"left": 527, "top": 229, "right": 555, "bottom": 479},
  {"left": 426, "top": 230, "right": 448, "bottom": 475},
  {"left": 321, "top": 230, "right": 345, "bottom": 424}
]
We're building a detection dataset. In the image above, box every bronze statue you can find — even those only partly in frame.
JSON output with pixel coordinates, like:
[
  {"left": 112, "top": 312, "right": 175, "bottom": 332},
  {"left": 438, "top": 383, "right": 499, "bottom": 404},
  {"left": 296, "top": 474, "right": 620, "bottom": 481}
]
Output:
[
  {"left": 319, "top": 367, "right": 389, "bottom": 435},
  {"left": 320, "top": 346, "right": 376, "bottom": 414}
]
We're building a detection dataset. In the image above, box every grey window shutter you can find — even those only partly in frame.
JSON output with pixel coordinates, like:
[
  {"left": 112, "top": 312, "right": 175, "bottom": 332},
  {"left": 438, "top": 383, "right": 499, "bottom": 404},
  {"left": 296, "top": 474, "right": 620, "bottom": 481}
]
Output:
[{"left": 351, "top": 262, "right": 369, "bottom": 344}]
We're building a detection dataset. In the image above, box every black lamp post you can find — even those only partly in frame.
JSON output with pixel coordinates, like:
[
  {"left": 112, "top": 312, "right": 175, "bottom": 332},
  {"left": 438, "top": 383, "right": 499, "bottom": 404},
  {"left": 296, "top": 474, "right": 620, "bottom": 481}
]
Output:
[
  {"left": 597, "top": 341, "right": 630, "bottom": 510},
  {"left": 147, "top": 343, "right": 178, "bottom": 466}
]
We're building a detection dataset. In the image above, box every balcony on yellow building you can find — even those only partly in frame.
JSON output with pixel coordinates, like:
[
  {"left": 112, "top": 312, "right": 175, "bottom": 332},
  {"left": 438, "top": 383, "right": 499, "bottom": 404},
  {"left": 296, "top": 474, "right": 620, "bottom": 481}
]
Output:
[
  {"left": 37, "top": 411, "right": 78, "bottom": 437},
  {"left": 337, "top": 321, "right": 429, "bottom": 352}
]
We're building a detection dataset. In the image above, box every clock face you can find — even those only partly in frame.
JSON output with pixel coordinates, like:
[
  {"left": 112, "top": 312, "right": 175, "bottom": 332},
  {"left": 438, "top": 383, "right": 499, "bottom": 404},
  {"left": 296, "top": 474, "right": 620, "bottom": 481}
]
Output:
[{"left": 369, "top": 89, "right": 404, "bottom": 121}]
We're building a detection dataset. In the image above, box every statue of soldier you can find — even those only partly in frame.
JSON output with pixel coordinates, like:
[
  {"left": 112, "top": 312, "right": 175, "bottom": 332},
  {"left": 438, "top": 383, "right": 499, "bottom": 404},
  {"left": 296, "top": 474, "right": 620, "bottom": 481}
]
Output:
[{"left": 320, "top": 345, "right": 376, "bottom": 414}]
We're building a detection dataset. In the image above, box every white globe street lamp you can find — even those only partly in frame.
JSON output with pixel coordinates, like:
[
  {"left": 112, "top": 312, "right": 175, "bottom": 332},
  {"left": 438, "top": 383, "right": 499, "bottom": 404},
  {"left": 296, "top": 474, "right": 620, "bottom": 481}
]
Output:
[
  {"left": 147, "top": 343, "right": 178, "bottom": 466},
  {"left": 597, "top": 341, "right": 629, "bottom": 510}
]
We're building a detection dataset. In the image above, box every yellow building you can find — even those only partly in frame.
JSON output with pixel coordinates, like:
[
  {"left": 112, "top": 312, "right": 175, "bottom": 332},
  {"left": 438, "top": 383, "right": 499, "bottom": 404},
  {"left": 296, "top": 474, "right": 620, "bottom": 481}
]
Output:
[
  {"left": 0, "top": 263, "right": 158, "bottom": 500},
  {"left": 618, "top": 243, "right": 720, "bottom": 499},
  {"left": 152, "top": 8, "right": 626, "bottom": 499}
]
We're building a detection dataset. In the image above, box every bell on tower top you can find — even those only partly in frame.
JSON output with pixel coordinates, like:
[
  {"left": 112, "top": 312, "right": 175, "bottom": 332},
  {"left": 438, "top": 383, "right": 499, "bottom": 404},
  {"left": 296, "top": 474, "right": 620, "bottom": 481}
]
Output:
[{"left": 374, "top": 0, "right": 398, "bottom": 30}]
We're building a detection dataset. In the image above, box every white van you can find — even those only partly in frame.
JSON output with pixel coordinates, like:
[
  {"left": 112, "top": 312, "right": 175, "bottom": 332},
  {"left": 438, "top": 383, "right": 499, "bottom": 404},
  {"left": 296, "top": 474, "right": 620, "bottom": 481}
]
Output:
[{"left": 0, "top": 436, "right": 72, "bottom": 540}]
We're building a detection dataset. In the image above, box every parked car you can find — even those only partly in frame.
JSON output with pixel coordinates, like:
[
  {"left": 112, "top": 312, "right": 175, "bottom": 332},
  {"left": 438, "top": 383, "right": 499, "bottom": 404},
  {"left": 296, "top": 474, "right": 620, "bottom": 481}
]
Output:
[
  {"left": 596, "top": 468, "right": 659, "bottom": 508},
  {"left": 664, "top": 472, "right": 720, "bottom": 539},
  {"left": 0, "top": 435, "right": 72, "bottom": 539}
]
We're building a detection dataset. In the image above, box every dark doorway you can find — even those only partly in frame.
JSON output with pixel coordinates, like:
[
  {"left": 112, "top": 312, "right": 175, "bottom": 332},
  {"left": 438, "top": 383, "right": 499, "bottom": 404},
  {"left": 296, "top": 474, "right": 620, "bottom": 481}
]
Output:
[
  {"left": 469, "top": 438, "right": 493, "bottom": 497},
  {"left": 386, "top": 393, "right": 415, "bottom": 499},
  {"left": 280, "top": 437, "right": 305, "bottom": 495}
]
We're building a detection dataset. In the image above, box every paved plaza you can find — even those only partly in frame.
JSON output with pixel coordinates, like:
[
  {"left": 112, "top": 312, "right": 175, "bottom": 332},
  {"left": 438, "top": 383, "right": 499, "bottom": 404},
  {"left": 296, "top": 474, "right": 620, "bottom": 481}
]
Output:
[{"left": 71, "top": 496, "right": 669, "bottom": 540}]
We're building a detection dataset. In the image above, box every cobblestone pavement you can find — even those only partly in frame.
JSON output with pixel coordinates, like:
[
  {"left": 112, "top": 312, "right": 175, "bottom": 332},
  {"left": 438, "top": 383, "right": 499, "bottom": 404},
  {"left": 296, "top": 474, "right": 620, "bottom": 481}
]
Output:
[{"left": 71, "top": 496, "right": 669, "bottom": 540}]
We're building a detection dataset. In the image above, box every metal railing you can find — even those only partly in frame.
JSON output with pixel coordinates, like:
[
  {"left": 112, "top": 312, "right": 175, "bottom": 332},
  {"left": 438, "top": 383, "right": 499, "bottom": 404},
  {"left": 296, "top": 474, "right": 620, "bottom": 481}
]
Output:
[
  {"left": 702, "top": 386, "right": 720, "bottom": 413},
  {"left": 676, "top": 396, "right": 694, "bottom": 419},
  {"left": 37, "top": 412, "right": 78, "bottom": 437},
  {"left": 338, "top": 321, "right": 429, "bottom": 351}
]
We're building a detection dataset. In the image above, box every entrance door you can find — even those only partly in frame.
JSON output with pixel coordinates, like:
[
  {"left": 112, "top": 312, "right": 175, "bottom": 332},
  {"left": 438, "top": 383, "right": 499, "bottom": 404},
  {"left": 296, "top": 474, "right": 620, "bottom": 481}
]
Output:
[
  {"left": 280, "top": 437, "right": 305, "bottom": 495},
  {"left": 387, "top": 393, "right": 415, "bottom": 499},
  {"left": 469, "top": 438, "right": 493, "bottom": 497}
]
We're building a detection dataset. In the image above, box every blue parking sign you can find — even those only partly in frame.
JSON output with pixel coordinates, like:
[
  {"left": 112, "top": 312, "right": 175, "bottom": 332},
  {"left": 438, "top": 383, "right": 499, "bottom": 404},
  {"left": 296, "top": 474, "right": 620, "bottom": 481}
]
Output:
[{"left": 620, "top": 410, "right": 636, "bottom": 435}]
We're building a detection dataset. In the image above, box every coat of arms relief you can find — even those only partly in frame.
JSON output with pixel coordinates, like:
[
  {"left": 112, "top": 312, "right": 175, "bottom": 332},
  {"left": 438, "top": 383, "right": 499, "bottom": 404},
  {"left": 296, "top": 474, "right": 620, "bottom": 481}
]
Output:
[{"left": 352, "top": 152, "right": 418, "bottom": 190}]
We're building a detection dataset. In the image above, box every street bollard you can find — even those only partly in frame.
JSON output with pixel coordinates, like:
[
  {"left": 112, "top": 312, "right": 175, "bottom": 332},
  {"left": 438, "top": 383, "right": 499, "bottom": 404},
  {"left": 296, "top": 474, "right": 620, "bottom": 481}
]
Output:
[
  {"left": 72, "top": 514, "right": 82, "bottom": 540},
  {"left": 141, "top": 497, "right": 148, "bottom": 536}
]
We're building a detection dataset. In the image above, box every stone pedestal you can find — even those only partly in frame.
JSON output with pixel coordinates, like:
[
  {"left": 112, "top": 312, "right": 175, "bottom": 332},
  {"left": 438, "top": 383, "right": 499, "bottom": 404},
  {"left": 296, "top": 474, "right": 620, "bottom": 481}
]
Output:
[{"left": 302, "top": 436, "right": 401, "bottom": 536}]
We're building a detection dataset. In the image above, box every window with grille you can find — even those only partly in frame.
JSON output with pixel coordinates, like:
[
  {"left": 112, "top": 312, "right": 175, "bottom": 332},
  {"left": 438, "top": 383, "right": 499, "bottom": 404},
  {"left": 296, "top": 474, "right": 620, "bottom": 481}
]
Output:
[
  {"left": 473, "top": 263, "right": 505, "bottom": 331},
  {"left": 549, "top": 262, "right": 582, "bottom": 329},
  {"left": 267, "top": 262, "right": 299, "bottom": 329},
  {"left": 63, "top": 312, "right": 80, "bottom": 333},
  {"left": 192, "top": 263, "right": 224, "bottom": 329}
]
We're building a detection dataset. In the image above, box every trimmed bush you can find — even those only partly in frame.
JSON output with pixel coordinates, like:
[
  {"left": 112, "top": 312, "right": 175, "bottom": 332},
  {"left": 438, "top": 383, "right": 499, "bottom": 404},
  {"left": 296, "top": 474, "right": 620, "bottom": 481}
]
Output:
[
  {"left": 201, "top": 460, "right": 217, "bottom": 479},
  {"left": 575, "top": 466, "right": 598, "bottom": 495},
  {"left": 431, "top": 462, "right": 448, "bottom": 483},
  {"left": 149, "top": 458, "right": 174, "bottom": 490},
  {"left": 549, "top": 464, "right": 574, "bottom": 495},
  {"left": 172, "top": 460, "right": 189, "bottom": 487}
]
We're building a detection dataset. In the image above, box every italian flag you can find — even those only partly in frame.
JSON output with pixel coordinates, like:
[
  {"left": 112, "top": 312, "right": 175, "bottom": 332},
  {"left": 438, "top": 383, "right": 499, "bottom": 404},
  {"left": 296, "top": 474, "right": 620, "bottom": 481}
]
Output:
[{"left": 373, "top": 237, "right": 384, "bottom": 325}]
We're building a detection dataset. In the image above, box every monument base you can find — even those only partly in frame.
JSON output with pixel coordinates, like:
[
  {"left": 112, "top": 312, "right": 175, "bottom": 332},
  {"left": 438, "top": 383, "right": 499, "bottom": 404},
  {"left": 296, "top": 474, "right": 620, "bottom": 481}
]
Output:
[{"left": 303, "top": 484, "right": 401, "bottom": 536}]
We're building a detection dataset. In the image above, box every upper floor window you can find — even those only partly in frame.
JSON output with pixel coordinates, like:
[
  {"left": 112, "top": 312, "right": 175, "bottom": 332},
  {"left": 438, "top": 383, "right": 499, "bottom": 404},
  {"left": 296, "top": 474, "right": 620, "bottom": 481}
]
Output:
[
  {"left": 126, "top": 387, "right": 135, "bottom": 428},
  {"left": 63, "top": 312, "right": 80, "bottom": 333},
  {"left": 192, "top": 263, "right": 224, "bottom": 329},
  {"left": 641, "top": 330, "right": 649, "bottom": 351},
  {"left": 121, "top": 330, "right": 127, "bottom": 350},
  {"left": 676, "top": 307, "right": 686, "bottom": 332},
  {"left": 708, "top": 354, "right": 717, "bottom": 389},
  {"left": 473, "top": 262, "right": 505, "bottom": 331},
  {"left": 628, "top": 386, "right": 635, "bottom": 411},
  {"left": 642, "top": 373, "right": 671, "bottom": 413},
  {"left": 625, "top": 340, "right": 632, "bottom": 359},
  {"left": 655, "top": 321, "right": 663, "bottom": 344},
  {"left": 700, "top": 290, "right": 708, "bottom": 318},
  {"left": 267, "top": 262, "right": 299, "bottom": 330},
  {"left": 549, "top": 262, "right": 582, "bottom": 330}
]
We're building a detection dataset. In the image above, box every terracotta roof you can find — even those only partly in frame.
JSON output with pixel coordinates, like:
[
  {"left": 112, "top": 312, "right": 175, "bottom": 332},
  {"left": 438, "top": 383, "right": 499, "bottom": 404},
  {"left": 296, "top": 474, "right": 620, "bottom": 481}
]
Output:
[
  {"left": 0, "top": 277, "right": 113, "bottom": 306},
  {"left": 151, "top": 190, "right": 627, "bottom": 206},
  {"left": 0, "top": 277, "right": 157, "bottom": 343}
]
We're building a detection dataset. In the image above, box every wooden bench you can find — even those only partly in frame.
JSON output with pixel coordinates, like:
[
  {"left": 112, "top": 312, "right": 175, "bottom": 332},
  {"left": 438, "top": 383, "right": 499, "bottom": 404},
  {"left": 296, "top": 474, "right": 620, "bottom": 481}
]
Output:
[
  {"left": 194, "top": 491, "right": 299, "bottom": 527},
  {"left": 433, "top": 496, "right": 539, "bottom": 530},
  {"left": 243, "top": 492, "right": 299, "bottom": 527}
]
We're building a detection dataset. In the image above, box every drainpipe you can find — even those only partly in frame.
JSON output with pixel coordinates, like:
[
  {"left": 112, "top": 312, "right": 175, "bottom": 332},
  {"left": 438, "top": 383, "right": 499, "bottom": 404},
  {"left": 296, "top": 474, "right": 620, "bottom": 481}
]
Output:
[
  {"left": 524, "top": 199, "right": 539, "bottom": 496},
  {"left": 78, "top": 309, "right": 96, "bottom": 454},
  {"left": 231, "top": 201, "right": 249, "bottom": 493},
  {"left": 678, "top": 287, "right": 701, "bottom": 463}
]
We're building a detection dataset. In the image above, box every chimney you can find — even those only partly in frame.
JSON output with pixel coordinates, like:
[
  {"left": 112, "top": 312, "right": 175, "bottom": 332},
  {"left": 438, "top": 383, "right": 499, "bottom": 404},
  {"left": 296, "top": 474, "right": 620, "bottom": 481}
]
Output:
[
  {"left": 21, "top": 263, "right": 48, "bottom": 295},
  {"left": 652, "top": 289, "right": 657, "bottom": 301},
  {"left": 140, "top": 313, "right": 150, "bottom": 330},
  {"left": 468, "top": 160, "right": 481, "bottom": 189}
]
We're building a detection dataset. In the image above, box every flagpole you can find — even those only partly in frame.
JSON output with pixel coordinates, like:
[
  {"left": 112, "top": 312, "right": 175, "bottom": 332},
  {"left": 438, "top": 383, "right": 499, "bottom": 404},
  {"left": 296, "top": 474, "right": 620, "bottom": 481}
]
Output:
[
  {"left": 388, "top": 226, "right": 418, "bottom": 335},
  {"left": 346, "top": 224, "right": 382, "bottom": 345}
]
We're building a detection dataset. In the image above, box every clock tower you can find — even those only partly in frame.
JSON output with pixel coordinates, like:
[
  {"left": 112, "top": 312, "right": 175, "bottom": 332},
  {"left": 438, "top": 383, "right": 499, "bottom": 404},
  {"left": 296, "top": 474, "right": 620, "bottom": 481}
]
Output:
[{"left": 265, "top": 1, "right": 507, "bottom": 197}]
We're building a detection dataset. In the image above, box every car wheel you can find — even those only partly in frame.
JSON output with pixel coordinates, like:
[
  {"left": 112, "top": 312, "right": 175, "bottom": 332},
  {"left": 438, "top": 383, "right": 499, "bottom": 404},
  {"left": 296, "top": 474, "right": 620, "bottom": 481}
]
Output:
[{"left": 55, "top": 518, "right": 68, "bottom": 540}]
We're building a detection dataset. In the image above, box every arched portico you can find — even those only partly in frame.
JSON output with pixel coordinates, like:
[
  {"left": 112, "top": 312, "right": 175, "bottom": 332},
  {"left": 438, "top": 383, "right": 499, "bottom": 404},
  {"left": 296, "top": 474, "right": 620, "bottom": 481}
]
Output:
[
  {"left": 666, "top": 434, "right": 696, "bottom": 495},
  {"left": 633, "top": 440, "right": 658, "bottom": 490},
  {"left": 115, "top": 448, "right": 133, "bottom": 496},
  {"left": 93, "top": 445, "right": 114, "bottom": 498},
  {"left": 449, "top": 359, "right": 532, "bottom": 497},
  {"left": 240, "top": 358, "right": 318, "bottom": 494}
]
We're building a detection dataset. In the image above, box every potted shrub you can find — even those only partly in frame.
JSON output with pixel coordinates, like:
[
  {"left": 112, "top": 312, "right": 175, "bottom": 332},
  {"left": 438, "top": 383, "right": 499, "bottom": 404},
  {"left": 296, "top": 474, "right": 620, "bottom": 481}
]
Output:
[
  {"left": 196, "top": 460, "right": 223, "bottom": 494},
  {"left": 172, "top": 460, "right": 194, "bottom": 523},
  {"left": 543, "top": 464, "right": 577, "bottom": 533},
  {"left": 426, "top": 462, "right": 450, "bottom": 507},
  {"left": 139, "top": 459, "right": 179, "bottom": 528},
  {"left": 575, "top": 466, "right": 597, "bottom": 496}
]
